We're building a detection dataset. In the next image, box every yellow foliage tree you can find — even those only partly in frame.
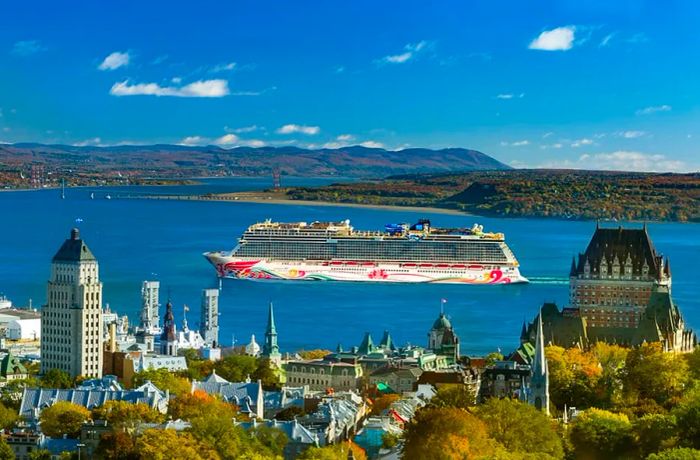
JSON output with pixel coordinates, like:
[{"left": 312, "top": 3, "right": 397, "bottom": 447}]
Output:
[{"left": 39, "top": 401, "right": 91, "bottom": 438}]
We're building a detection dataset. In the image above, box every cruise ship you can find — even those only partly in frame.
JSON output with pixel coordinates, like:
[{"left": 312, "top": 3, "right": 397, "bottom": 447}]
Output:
[{"left": 204, "top": 219, "right": 527, "bottom": 284}]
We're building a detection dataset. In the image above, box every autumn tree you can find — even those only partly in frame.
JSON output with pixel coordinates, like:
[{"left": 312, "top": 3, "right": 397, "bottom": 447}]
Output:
[
  {"left": 40, "top": 368, "right": 73, "bottom": 389},
  {"left": 168, "top": 390, "right": 237, "bottom": 421},
  {"left": 370, "top": 394, "right": 401, "bottom": 415},
  {"left": 428, "top": 384, "right": 475, "bottom": 409},
  {"left": 633, "top": 413, "right": 678, "bottom": 458},
  {"left": 546, "top": 345, "right": 601, "bottom": 409},
  {"left": 403, "top": 407, "right": 495, "bottom": 460},
  {"left": 214, "top": 355, "right": 258, "bottom": 382},
  {"left": 135, "top": 429, "right": 220, "bottom": 460},
  {"left": 0, "top": 401, "right": 18, "bottom": 430},
  {"left": 95, "top": 430, "right": 138, "bottom": 460},
  {"left": 132, "top": 368, "right": 191, "bottom": 395},
  {"left": 91, "top": 401, "right": 165, "bottom": 430},
  {"left": 591, "top": 342, "right": 629, "bottom": 408},
  {"left": 0, "top": 438, "right": 13, "bottom": 460},
  {"left": 39, "top": 401, "right": 91, "bottom": 438},
  {"left": 476, "top": 398, "right": 564, "bottom": 459},
  {"left": 672, "top": 385, "right": 700, "bottom": 449},
  {"left": 297, "top": 442, "right": 366, "bottom": 460},
  {"left": 568, "top": 408, "right": 636, "bottom": 460},
  {"left": 297, "top": 350, "right": 333, "bottom": 360},
  {"left": 248, "top": 424, "right": 288, "bottom": 458}
]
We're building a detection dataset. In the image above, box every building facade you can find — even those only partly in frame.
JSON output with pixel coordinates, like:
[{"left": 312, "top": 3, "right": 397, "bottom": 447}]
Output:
[
  {"left": 139, "top": 281, "right": 160, "bottom": 334},
  {"left": 284, "top": 359, "right": 363, "bottom": 392},
  {"left": 41, "top": 228, "right": 103, "bottom": 378},
  {"left": 200, "top": 288, "right": 219, "bottom": 347}
]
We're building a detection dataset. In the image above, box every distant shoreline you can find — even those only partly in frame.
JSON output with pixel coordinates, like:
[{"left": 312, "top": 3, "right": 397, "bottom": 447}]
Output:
[{"left": 127, "top": 191, "right": 470, "bottom": 216}]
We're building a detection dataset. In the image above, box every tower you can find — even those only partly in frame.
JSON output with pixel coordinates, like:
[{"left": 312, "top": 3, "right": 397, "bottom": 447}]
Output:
[
  {"left": 41, "top": 228, "right": 103, "bottom": 378},
  {"left": 140, "top": 281, "right": 160, "bottom": 333},
  {"left": 529, "top": 311, "right": 550, "bottom": 415},
  {"left": 160, "top": 300, "right": 178, "bottom": 356},
  {"left": 200, "top": 289, "right": 219, "bottom": 347},
  {"left": 262, "top": 302, "right": 281, "bottom": 366},
  {"left": 428, "top": 310, "right": 460, "bottom": 364}
]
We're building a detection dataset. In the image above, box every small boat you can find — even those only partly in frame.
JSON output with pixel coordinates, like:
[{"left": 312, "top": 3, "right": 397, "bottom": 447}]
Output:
[
  {"left": 90, "top": 192, "right": 95, "bottom": 199},
  {"left": 105, "top": 194, "right": 112, "bottom": 200}
]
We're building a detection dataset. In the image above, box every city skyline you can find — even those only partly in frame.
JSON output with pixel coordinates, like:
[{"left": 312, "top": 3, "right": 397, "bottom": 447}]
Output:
[{"left": 1, "top": 1, "right": 699, "bottom": 171}]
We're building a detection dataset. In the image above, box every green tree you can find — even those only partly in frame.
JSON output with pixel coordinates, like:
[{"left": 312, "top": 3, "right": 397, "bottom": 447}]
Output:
[
  {"left": 168, "top": 390, "right": 237, "bottom": 421},
  {"left": 476, "top": 398, "right": 564, "bottom": 459},
  {"left": 647, "top": 448, "right": 700, "bottom": 460},
  {"left": 428, "top": 384, "right": 475, "bottom": 409},
  {"left": 214, "top": 355, "right": 258, "bottom": 382},
  {"left": 546, "top": 345, "right": 601, "bottom": 410},
  {"left": 132, "top": 368, "right": 191, "bottom": 395},
  {"left": 685, "top": 348, "right": 700, "bottom": 382},
  {"left": 40, "top": 369, "right": 73, "bottom": 389},
  {"left": 382, "top": 432, "right": 399, "bottom": 449},
  {"left": 252, "top": 358, "right": 281, "bottom": 390},
  {"left": 624, "top": 342, "right": 689, "bottom": 408},
  {"left": 39, "top": 401, "right": 91, "bottom": 438},
  {"left": 135, "top": 429, "right": 220, "bottom": 460},
  {"left": 95, "top": 430, "right": 138, "bottom": 460},
  {"left": 403, "top": 407, "right": 495, "bottom": 460},
  {"left": 0, "top": 437, "right": 14, "bottom": 460},
  {"left": 672, "top": 385, "right": 700, "bottom": 449},
  {"left": 188, "top": 412, "right": 269, "bottom": 460},
  {"left": 633, "top": 413, "right": 678, "bottom": 458},
  {"left": 0, "top": 401, "right": 18, "bottom": 430},
  {"left": 569, "top": 408, "right": 636, "bottom": 460},
  {"left": 28, "top": 450, "right": 51, "bottom": 460},
  {"left": 248, "top": 425, "right": 288, "bottom": 457},
  {"left": 370, "top": 394, "right": 401, "bottom": 415}
]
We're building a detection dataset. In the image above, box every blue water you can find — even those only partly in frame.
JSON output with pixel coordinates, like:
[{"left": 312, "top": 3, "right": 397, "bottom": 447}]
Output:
[{"left": 1, "top": 177, "right": 698, "bottom": 355}]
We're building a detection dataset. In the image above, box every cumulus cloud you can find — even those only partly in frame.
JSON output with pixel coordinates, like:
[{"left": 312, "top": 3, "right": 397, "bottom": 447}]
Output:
[
  {"left": 636, "top": 105, "right": 672, "bottom": 115},
  {"left": 110, "top": 79, "right": 230, "bottom": 97},
  {"left": 179, "top": 134, "right": 265, "bottom": 147},
  {"left": 98, "top": 51, "right": 130, "bottom": 70},
  {"left": 501, "top": 140, "right": 530, "bottom": 147},
  {"left": 359, "top": 141, "right": 384, "bottom": 148},
  {"left": 11, "top": 40, "right": 46, "bottom": 56},
  {"left": 528, "top": 26, "right": 576, "bottom": 51},
  {"left": 276, "top": 124, "right": 320, "bottom": 135},
  {"left": 378, "top": 41, "right": 429, "bottom": 64},
  {"left": 227, "top": 125, "right": 260, "bottom": 134},
  {"left": 579, "top": 151, "right": 685, "bottom": 172},
  {"left": 179, "top": 136, "right": 207, "bottom": 146},
  {"left": 336, "top": 134, "right": 354, "bottom": 142}
]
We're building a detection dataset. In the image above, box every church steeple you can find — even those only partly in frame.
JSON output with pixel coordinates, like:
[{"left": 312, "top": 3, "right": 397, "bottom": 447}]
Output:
[
  {"left": 528, "top": 310, "right": 550, "bottom": 415},
  {"left": 262, "top": 302, "right": 281, "bottom": 365},
  {"left": 160, "top": 300, "right": 178, "bottom": 356}
]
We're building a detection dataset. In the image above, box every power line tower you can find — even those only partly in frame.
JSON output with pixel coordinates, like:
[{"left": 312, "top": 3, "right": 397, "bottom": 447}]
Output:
[{"left": 272, "top": 168, "right": 281, "bottom": 189}]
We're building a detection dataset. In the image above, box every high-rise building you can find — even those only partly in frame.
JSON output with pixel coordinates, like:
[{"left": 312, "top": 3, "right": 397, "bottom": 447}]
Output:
[
  {"left": 200, "top": 289, "right": 219, "bottom": 347},
  {"left": 262, "top": 302, "right": 281, "bottom": 366},
  {"left": 139, "top": 281, "right": 160, "bottom": 333},
  {"left": 41, "top": 228, "right": 103, "bottom": 378}
]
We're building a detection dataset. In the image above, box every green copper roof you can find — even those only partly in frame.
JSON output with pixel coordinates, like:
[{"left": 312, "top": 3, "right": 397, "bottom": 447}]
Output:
[
  {"left": 52, "top": 228, "right": 96, "bottom": 263},
  {"left": 0, "top": 352, "right": 27, "bottom": 377},
  {"left": 432, "top": 313, "right": 452, "bottom": 330}
]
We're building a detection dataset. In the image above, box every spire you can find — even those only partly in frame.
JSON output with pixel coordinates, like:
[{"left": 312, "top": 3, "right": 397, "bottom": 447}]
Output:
[
  {"left": 520, "top": 320, "right": 528, "bottom": 344},
  {"left": 263, "top": 302, "right": 280, "bottom": 360},
  {"left": 570, "top": 256, "right": 577, "bottom": 276},
  {"left": 358, "top": 332, "right": 374, "bottom": 355},
  {"left": 529, "top": 309, "right": 550, "bottom": 415},
  {"left": 533, "top": 311, "right": 546, "bottom": 376},
  {"left": 379, "top": 330, "right": 394, "bottom": 351}
]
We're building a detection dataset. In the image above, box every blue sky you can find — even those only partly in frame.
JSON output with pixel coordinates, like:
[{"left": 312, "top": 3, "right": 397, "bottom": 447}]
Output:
[{"left": 1, "top": 1, "right": 699, "bottom": 171}]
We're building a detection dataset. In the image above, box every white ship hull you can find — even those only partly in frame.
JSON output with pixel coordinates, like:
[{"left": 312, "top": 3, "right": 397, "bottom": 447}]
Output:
[{"left": 204, "top": 253, "right": 527, "bottom": 284}]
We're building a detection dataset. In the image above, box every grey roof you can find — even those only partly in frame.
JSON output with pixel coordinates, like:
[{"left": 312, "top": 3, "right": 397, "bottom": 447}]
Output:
[
  {"left": 20, "top": 384, "right": 168, "bottom": 421},
  {"left": 239, "top": 419, "right": 318, "bottom": 445},
  {"left": 192, "top": 373, "right": 262, "bottom": 413},
  {"left": 52, "top": 228, "right": 96, "bottom": 263}
]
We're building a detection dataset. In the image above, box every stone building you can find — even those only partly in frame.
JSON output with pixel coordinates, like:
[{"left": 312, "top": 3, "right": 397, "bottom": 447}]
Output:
[
  {"left": 41, "top": 228, "right": 103, "bottom": 378},
  {"left": 427, "top": 311, "right": 460, "bottom": 364},
  {"left": 524, "top": 224, "right": 696, "bottom": 352},
  {"left": 284, "top": 358, "right": 363, "bottom": 392}
]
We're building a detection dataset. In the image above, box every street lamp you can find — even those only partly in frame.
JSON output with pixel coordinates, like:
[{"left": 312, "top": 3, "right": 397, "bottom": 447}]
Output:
[{"left": 77, "top": 442, "right": 86, "bottom": 460}]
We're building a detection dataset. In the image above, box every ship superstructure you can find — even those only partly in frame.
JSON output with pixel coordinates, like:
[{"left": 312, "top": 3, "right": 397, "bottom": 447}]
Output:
[{"left": 204, "top": 219, "right": 527, "bottom": 284}]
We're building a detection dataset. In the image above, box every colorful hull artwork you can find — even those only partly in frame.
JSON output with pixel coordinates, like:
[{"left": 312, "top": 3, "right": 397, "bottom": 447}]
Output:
[{"left": 204, "top": 254, "right": 528, "bottom": 284}]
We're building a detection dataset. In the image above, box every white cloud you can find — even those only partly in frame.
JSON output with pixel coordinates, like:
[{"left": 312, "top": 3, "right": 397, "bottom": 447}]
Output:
[
  {"left": 542, "top": 132, "right": 554, "bottom": 139},
  {"left": 110, "top": 79, "right": 230, "bottom": 97},
  {"left": 578, "top": 151, "right": 685, "bottom": 172},
  {"left": 98, "top": 51, "right": 130, "bottom": 71},
  {"left": 528, "top": 26, "right": 576, "bottom": 51},
  {"left": 359, "top": 141, "right": 384, "bottom": 148},
  {"left": 379, "top": 41, "right": 429, "bottom": 64},
  {"left": 227, "top": 125, "right": 260, "bottom": 134},
  {"left": 571, "top": 138, "right": 594, "bottom": 147},
  {"left": 211, "top": 62, "right": 236, "bottom": 73},
  {"left": 336, "top": 134, "right": 354, "bottom": 142},
  {"left": 599, "top": 33, "right": 616, "bottom": 47},
  {"left": 540, "top": 143, "right": 563, "bottom": 150},
  {"left": 216, "top": 134, "right": 239, "bottom": 145},
  {"left": 501, "top": 140, "right": 530, "bottom": 147},
  {"left": 171, "top": 77, "right": 182, "bottom": 84},
  {"left": 636, "top": 105, "right": 672, "bottom": 115},
  {"left": 276, "top": 124, "right": 320, "bottom": 135},
  {"left": 179, "top": 136, "right": 207, "bottom": 146},
  {"left": 617, "top": 130, "right": 646, "bottom": 139},
  {"left": 73, "top": 137, "right": 103, "bottom": 147},
  {"left": 11, "top": 40, "right": 45, "bottom": 56},
  {"left": 496, "top": 93, "right": 525, "bottom": 100}
]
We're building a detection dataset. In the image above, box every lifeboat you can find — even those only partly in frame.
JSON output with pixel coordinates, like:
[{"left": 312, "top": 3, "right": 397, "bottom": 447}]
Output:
[
  {"left": 468, "top": 264, "right": 484, "bottom": 270},
  {"left": 419, "top": 263, "right": 433, "bottom": 268},
  {"left": 403, "top": 263, "right": 417, "bottom": 267}
]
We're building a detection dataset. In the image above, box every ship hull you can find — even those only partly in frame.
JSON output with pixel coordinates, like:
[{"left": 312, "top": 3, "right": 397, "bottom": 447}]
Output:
[{"left": 204, "top": 253, "right": 528, "bottom": 284}]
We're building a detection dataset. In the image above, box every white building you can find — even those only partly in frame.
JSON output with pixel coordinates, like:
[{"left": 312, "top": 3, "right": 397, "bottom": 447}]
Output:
[
  {"left": 41, "top": 228, "right": 103, "bottom": 378},
  {"left": 7, "top": 318, "right": 41, "bottom": 341},
  {"left": 140, "top": 281, "right": 161, "bottom": 334},
  {"left": 200, "top": 289, "right": 219, "bottom": 347}
]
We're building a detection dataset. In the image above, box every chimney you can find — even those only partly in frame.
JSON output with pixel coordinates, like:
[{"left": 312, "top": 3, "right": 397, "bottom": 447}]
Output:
[
  {"left": 71, "top": 228, "right": 80, "bottom": 240},
  {"left": 108, "top": 323, "right": 117, "bottom": 353}
]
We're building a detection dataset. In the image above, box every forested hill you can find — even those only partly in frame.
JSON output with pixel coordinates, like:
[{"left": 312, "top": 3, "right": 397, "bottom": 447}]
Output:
[
  {"left": 0, "top": 143, "right": 509, "bottom": 186},
  {"left": 285, "top": 169, "right": 700, "bottom": 222}
]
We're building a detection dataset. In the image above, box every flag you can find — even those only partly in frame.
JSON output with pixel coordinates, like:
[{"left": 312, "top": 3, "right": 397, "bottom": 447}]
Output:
[
  {"left": 184, "top": 305, "right": 190, "bottom": 312},
  {"left": 441, "top": 298, "right": 448, "bottom": 304}
]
